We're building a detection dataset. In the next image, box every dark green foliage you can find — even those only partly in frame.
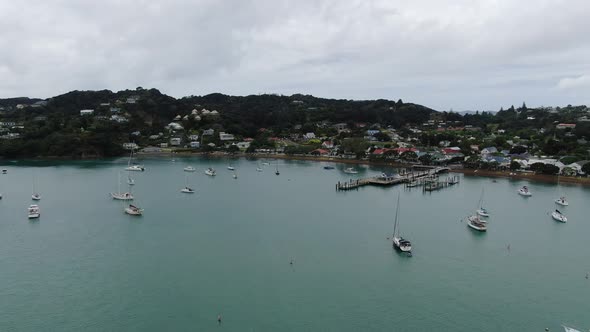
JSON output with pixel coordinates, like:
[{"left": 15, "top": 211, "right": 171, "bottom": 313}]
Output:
[
  {"left": 510, "top": 161, "right": 521, "bottom": 170},
  {"left": 541, "top": 163, "right": 559, "bottom": 175},
  {"left": 582, "top": 163, "right": 590, "bottom": 175}
]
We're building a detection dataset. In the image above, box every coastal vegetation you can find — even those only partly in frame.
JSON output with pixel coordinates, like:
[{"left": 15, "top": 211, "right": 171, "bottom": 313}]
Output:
[{"left": 0, "top": 88, "right": 589, "bottom": 178}]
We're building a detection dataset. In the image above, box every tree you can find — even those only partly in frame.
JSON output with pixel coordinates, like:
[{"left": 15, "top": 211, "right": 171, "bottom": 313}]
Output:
[
  {"left": 530, "top": 162, "right": 545, "bottom": 173},
  {"left": 373, "top": 132, "right": 391, "bottom": 142},
  {"left": 541, "top": 163, "right": 559, "bottom": 175},
  {"left": 582, "top": 162, "right": 590, "bottom": 175},
  {"left": 510, "top": 145, "right": 527, "bottom": 154},
  {"left": 227, "top": 144, "right": 239, "bottom": 153},
  {"left": 510, "top": 161, "right": 521, "bottom": 170},
  {"left": 400, "top": 151, "right": 417, "bottom": 161},
  {"left": 418, "top": 153, "right": 433, "bottom": 165}
]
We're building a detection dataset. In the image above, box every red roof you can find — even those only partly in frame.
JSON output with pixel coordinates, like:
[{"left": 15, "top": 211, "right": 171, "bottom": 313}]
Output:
[
  {"left": 443, "top": 147, "right": 461, "bottom": 154},
  {"left": 394, "top": 147, "right": 417, "bottom": 154},
  {"left": 311, "top": 149, "right": 330, "bottom": 155},
  {"left": 372, "top": 148, "right": 397, "bottom": 155}
]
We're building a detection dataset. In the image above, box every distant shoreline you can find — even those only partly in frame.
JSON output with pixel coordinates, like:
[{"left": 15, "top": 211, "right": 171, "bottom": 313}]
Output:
[{"left": 135, "top": 151, "right": 590, "bottom": 187}]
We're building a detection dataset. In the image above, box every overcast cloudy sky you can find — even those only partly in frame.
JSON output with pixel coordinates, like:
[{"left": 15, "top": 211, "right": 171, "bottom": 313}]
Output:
[{"left": 1, "top": 0, "right": 589, "bottom": 111}]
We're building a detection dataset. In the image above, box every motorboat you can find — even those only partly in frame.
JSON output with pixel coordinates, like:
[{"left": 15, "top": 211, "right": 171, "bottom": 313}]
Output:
[
  {"left": 551, "top": 209, "right": 567, "bottom": 223},
  {"left": 232, "top": 172, "right": 238, "bottom": 179},
  {"left": 28, "top": 204, "right": 40, "bottom": 219},
  {"left": 392, "top": 194, "right": 412, "bottom": 253},
  {"left": 184, "top": 166, "right": 196, "bottom": 172},
  {"left": 343, "top": 167, "right": 358, "bottom": 174},
  {"left": 406, "top": 180, "right": 419, "bottom": 188},
  {"left": 227, "top": 165, "right": 235, "bottom": 171},
  {"left": 262, "top": 162, "right": 270, "bottom": 166},
  {"left": 32, "top": 193, "right": 41, "bottom": 201},
  {"left": 111, "top": 192, "right": 134, "bottom": 200},
  {"left": 181, "top": 187, "right": 195, "bottom": 193},
  {"left": 555, "top": 196, "right": 569, "bottom": 206},
  {"left": 518, "top": 186, "right": 532, "bottom": 196},
  {"left": 256, "top": 167, "right": 263, "bottom": 172},
  {"left": 124, "top": 204, "right": 143, "bottom": 216},
  {"left": 323, "top": 166, "right": 335, "bottom": 170},
  {"left": 205, "top": 168, "right": 216, "bottom": 176},
  {"left": 467, "top": 215, "right": 487, "bottom": 231},
  {"left": 126, "top": 165, "right": 145, "bottom": 172},
  {"left": 2, "top": 169, "right": 6, "bottom": 174}
]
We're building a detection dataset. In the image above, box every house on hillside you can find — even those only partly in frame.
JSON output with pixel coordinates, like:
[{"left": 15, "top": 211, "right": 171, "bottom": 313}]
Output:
[
  {"left": 202, "top": 128, "right": 214, "bottom": 136},
  {"left": 310, "top": 149, "right": 330, "bottom": 156},
  {"left": 80, "top": 109, "right": 94, "bottom": 116},
  {"left": 219, "top": 132, "right": 235, "bottom": 141},
  {"left": 321, "top": 141, "right": 334, "bottom": 149},
  {"left": 480, "top": 147, "right": 497, "bottom": 155},
  {"left": 303, "top": 132, "right": 316, "bottom": 140},
  {"left": 123, "top": 142, "right": 139, "bottom": 150},
  {"left": 556, "top": 123, "right": 576, "bottom": 129},
  {"left": 170, "top": 137, "right": 181, "bottom": 146}
]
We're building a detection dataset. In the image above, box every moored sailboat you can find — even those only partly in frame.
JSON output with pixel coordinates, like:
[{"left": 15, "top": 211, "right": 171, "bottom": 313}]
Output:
[
  {"left": 111, "top": 172, "right": 134, "bottom": 200},
  {"left": 205, "top": 168, "right": 216, "bottom": 176},
  {"left": 124, "top": 204, "right": 143, "bottom": 216},
  {"left": 518, "top": 185, "right": 532, "bottom": 196},
  {"left": 551, "top": 209, "right": 567, "bottom": 223},
  {"left": 392, "top": 193, "right": 412, "bottom": 253},
  {"left": 181, "top": 174, "right": 195, "bottom": 193},
  {"left": 28, "top": 204, "right": 40, "bottom": 219},
  {"left": 125, "top": 147, "right": 145, "bottom": 171},
  {"left": 476, "top": 188, "right": 490, "bottom": 217}
]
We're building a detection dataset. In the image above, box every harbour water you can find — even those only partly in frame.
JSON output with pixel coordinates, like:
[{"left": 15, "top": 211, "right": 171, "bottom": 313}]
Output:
[{"left": 0, "top": 157, "right": 588, "bottom": 331}]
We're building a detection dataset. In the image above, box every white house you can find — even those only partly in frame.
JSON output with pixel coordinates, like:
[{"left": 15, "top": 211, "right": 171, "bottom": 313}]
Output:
[
  {"left": 167, "top": 122, "right": 184, "bottom": 131},
  {"left": 123, "top": 142, "right": 139, "bottom": 150},
  {"left": 202, "top": 128, "right": 214, "bottom": 136},
  {"left": 149, "top": 135, "right": 160, "bottom": 140},
  {"left": 236, "top": 141, "right": 251, "bottom": 150},
  {"left": 170, "top": 138, "right": 182, "bottom": 146},
  {"left": 219, "top": 132, "right": 235, "bottom": 141},
  {"left": 480, "top": 147, "right": 498, "bottom": 155},
  {"left": 190, "top": 141, "right": 200, "bottom": 148},
  {"left": 80, "top": 109, "right": 94, "bottom": 116},
  {"left": 160, "top": 143, "right": 168, "bottom": 148},
  {"left": 188, "top": 134, "right": 200, "bottom": 141},
  {"left": 303, "top": 132, "right": 316, "bottom": 140},
  {"left": 111, "top": 115, "right": 128, "bottom": 123}
]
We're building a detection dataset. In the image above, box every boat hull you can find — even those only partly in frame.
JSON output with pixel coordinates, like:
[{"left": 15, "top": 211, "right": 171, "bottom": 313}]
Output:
[
  {"left": 467, "top": 222, "right": 487, "bottom": 231},
  {"left": 126, "top": 166, "right": 145, "bottom": 172},
  {"left": 181, "top": 189, "right": 194, "bottom": 193},
  {"left": 393, "top": 237, "right": 412, "bottom": 252},
  {"left": 551, "top": 212, "right": 567, "bottom": 223},
  {"left": 125, "top": 208, "right": 143, "bottom": 216},
  {"left": 554, "top": 199, "right": 568, "bottom": 206},
  {"left": 111, "top": 193, "right": 134, "bottom": 200}
]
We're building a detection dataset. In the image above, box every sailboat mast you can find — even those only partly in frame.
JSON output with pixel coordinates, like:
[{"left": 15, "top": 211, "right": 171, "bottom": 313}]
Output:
[{"left": 393, "top": 193, "right": 400, "bottom": 236}]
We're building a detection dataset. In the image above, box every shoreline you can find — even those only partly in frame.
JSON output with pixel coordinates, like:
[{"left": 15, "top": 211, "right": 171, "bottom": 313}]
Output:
[{"left": 135, "top": 151, "right": 590, "bottom": 187}]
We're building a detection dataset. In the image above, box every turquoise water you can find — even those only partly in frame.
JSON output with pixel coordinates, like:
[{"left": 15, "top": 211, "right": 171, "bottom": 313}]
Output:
[{"left": 0, "top": 158, "right": 588, "bottom": 331}]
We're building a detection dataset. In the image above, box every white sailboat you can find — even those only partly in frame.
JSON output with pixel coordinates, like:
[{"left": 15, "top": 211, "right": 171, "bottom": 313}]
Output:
[
  {"left": 392, "top": 193, "right": 412, "bottom": 253},
  {"left": 184, "top": 166, "right": 196, "bottom": 172},
  {"left": 562, "top": 325, "right": 583, "bottom": 332},
  {"left": 181, "top": 174, "right": 195, "bottom": 193},
  {"left": 518, "top": 185, "right": 532, "bottom": 196},
  {"left": 31, "top": 173, "right": 41, "bottom": 201},
  {"left": 205, "top": 168, "right": 216, "bottom": 176},
  {"left": 124, "top": 204, "right": 143, "bottom": 216},
  {"left": 551, "top": 209, "right": 567, "bottom": 223},
  {"left": 467, "top": 193, "right": 488, "bottom": 232},
  {"left": 554, "top": 175, "right": 569, "bottom": 206},
  {"left": 111, "top": 172, "right": 134, "bottom": 200},
  {"left": 28, "top": 204, "right": 40, "bottom": 219},
  {"left": 343, "top": 167, "right": 358, "bottom": 174},
  {"left": 125, "top": 147, "right": 145, "bottom": 171},
  {"left": 227, "top": 163, "right": 235, "bottom": 171},
  {"left": 476, "top": 188, "right": 490, "bottom": 217}
]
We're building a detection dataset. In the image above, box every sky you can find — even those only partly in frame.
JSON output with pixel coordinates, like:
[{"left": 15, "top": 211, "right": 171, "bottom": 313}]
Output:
[{"left": 1, "top": 0, "right": 589, "bottom": 111}]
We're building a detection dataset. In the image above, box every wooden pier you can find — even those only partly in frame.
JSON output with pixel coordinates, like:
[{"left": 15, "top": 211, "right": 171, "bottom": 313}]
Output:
[
  {"left": 335, "top": 167, "right": 449, "bottom": 191},
  {"left": 422, "top": 175, "right": 460, "bottom": 192}
]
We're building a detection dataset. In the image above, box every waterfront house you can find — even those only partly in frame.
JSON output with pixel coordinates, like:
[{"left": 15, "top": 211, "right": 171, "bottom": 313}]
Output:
[
  {"left": 190, "top": 141, "right": 200, "bottom": 148},
  {"left": 322, "top": 141, "right": 334, "bottom": 149},
  {"left": 480, "top": 147, "right": 497, "bottom": 155},
  {"left": 123, "top": 142, "right": 139, "bottom": 150},
  {"left": 219, "top": 132, "right": 235, "bottom": 141},
  {"left": 236, "top": 141, "right": 251, "bottom": 150},
  {"left": 556, "top": 123, "right": 576, "bottom": 129},
  {"left": 170, "top": 138, "right": 182, "bottom": 146}
]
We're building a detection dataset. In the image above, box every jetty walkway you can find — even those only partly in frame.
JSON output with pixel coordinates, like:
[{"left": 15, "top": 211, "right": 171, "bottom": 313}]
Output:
[{"left": 335, "top": 167, "right": 450, "bottom": 191}]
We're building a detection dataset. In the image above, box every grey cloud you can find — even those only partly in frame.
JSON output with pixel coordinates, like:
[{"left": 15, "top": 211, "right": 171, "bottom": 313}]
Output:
[{"left": 0, "top": 0, "right": 589, "bottom": 111}]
